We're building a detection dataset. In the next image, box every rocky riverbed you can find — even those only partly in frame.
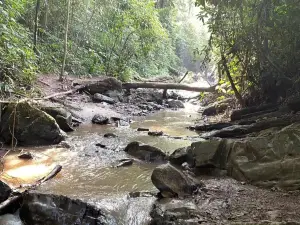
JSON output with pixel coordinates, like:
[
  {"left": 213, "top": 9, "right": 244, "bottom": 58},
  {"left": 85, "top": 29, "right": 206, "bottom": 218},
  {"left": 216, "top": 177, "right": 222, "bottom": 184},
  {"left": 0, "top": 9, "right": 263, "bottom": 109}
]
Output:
[{"left": 1, "top": 76, "right": 300, "bottom": 224}]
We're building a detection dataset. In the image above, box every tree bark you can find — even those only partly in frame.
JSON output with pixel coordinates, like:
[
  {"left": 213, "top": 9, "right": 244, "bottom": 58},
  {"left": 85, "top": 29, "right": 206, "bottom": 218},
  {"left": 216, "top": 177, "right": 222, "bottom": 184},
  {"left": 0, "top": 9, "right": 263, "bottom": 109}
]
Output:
[
  {"left": 122, "top": 82, "right": 216, "bottom": 92},
  {"left": 60, "top": 0, "right": 71, "bottom": 81},
  {"left": 33, "top": 0, "right": 41, "bottom": 52},
  {"left": 221, "top": 54, "right": 244, "bottom": 107}
]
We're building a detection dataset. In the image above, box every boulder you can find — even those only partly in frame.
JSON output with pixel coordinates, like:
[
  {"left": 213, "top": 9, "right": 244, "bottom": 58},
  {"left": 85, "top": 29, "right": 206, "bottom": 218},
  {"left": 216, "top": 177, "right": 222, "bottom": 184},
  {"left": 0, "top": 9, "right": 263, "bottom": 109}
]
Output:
[
  {"left": 167, "top": 100, "right": 185, "bottom": 108},
  {"left": 41, "top": 107, "right": 74, "bottom": 132},
  {"left": 0, "top": 181, "right": 11, "bottom": 203},
  {"left": 92, "top": 114, "right": 109, "bottom": 125},
  {"left": 124, "top": 141, "right": 167, "bottom": 162},
  {"left": 104, "top": 90, "right": 123, "bottom": 102},
  {"left": 227, "top": 123, "right": 300, "bottom": 190},
  {"left": 92, "top": 93, "right": 116, "bottom": 104},
  {"left": 169, "top": 146, "right": 190, "bottom": 166},
  {"left": 82, "top": 77, "right": 122, "bottom": 95},
  {"left": 104, "top": 133, "right": 117, "bottom": 138},
  {"left": 151, "top": 163, "right": 202, "bottom": 197},
  {"left": 202, "top": 101, "right": 229, "bottom": 116},
  {"left": 19, "top": 193, "right": 107, "bottom": 225},
  {"left": 137, "top": 128, "right": 150, "bottom": 132},
  {"left": 189, "top": 139, "right": 231, "bottom": 169},
  {"left": 0, "top": 102, "right": 65, "bottom": 146},
  {"left": 150, "top": 199, "right": 201, "bottom": 225}
]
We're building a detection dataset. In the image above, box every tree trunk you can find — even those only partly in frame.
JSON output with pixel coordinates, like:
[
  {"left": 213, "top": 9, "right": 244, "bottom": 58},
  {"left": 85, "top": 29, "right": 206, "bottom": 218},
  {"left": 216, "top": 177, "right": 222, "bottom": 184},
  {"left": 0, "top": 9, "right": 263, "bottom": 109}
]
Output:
[
  {"left": 221, "top": 54, "right": 244, "bottom": 107},
  {"left": 123, "top": 82, "right": 216, "bottom": 92},
  {"left": 178, "top": 71, "right": 189, "bottom": 83},
  {"left": 33, "top": 0, "right": 41, "bottom": 52},
  {"left": 60, "top": 0, "right": 71, "bottom": 82}
]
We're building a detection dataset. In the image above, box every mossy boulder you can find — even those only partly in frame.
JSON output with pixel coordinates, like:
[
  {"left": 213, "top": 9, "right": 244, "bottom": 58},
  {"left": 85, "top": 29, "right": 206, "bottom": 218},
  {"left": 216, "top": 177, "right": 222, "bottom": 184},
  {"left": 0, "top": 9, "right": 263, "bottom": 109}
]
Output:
[
  {"left": 0, "top": 102, "right": 65, "bottom": 146},
  {"left": 41, "top": 107, "right": 74, "bottom": 132}
]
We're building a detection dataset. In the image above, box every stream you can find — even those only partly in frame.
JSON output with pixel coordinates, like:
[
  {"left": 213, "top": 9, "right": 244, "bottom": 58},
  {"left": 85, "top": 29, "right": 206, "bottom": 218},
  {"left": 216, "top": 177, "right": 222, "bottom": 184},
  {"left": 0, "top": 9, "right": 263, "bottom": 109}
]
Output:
[{"left": 1, "top": 102, "right": 203, "bottom": 225}]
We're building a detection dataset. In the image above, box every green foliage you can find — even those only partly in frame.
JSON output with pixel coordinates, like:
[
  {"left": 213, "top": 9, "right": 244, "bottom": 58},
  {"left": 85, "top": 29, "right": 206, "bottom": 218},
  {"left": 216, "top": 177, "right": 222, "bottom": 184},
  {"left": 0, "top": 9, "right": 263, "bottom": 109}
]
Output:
[
  {"left": 0, "top": 0, "right": 37, "bottom": 89},
  {"left": 196, "top": 0, "right": 300, "bottom": 102}
]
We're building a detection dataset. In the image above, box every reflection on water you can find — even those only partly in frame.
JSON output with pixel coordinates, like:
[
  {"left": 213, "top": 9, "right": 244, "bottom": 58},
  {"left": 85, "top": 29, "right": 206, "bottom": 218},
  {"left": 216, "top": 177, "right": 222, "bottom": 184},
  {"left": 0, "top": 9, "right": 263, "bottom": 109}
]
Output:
[{"left": 1, "top": 105, "right": 200, "bottom": 224}]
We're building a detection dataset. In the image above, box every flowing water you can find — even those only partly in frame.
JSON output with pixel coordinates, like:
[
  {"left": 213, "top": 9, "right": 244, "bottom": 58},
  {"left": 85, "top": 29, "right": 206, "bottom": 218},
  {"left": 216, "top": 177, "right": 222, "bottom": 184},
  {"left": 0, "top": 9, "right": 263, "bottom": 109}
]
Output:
[{"left": 1, "top": 103, "right": 202, "bottom": 224}]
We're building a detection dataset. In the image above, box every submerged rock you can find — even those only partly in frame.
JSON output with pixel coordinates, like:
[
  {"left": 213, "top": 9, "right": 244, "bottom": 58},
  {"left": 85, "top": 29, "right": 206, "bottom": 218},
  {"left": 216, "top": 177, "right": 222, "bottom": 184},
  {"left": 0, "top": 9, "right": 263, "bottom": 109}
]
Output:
[
  {"left": 151, "top": 163, "right": 202, "bottom": 197},
  {"left": 0, "top": 102, "right": 65, "bottom": 146},
  {"left": 104, "top": 133, "right": 117, "bottom": 138},
  {"left": 18, "top": 152, "right": 33, "bottom": 160},
  {"left": 124, "top": 141, "right": 167, "bottom": 162},
  {"left": 19, "top": 193, "right": 107, "bottom": 225},
  {"left": 41, "top": 107, "right": 74, "bottom": 132},
  {"left": 148, "top": 131, "right": 164, "bottom": 136},
  {"left": 137, "top": 128, "right": 150, "bottom": 132},
  {"left": 92, "top": 114, "right": 109, "bottom": 125},
  {"left": 115, "top": 159, "right": 134, "bottom": 168},
  {"left": 167, "top": 100, "right": 185, "bottom": 109},
  {"left": 0, "top": 181, "right": 11, "bottom": 203},
  {"left": 93, "top": 93, "right": 116, "bottom": 104}
]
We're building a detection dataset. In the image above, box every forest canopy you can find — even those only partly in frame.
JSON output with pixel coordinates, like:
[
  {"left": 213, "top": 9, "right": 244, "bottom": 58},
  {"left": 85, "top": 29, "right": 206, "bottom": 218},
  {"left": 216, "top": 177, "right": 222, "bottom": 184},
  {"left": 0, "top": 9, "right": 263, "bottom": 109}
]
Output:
[
  {"left": 196, "top": 0, "right": 300, "bottom": 105},
  {"left": 0, "top": 0, "right": 209, "bottom": 90}
]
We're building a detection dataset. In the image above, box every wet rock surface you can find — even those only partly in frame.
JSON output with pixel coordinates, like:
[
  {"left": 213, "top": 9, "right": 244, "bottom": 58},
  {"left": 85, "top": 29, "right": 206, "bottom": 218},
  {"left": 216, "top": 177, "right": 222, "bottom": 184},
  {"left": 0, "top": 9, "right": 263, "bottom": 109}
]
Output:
[
  {"left": 0, "top": 181, "right": 11, "bottom": 203},
  {"left": 124, "top": 141, "right": 167, "bottom": 162},
  {"left": 151, "top": 163, "right": 203, "bottom": 197},
  {"left": 41, "top": 106, "right": 74, "bottom": 132},
  {"left": 167, "top": 100, "right": 185, "bottom": 109},
  {"left": 19, "top": 193, "right": 107, "bottom": 225},
  {"left": 169, "top": 146, "right": 190, "bottom": 166},
  {"left": 93, "top": 93, "right": 116, "bottom": 104},
  {"left": 18, "top": 152, "right": 33, "bottom": 160},
  {"left": 0, "top": 102, "right": 65, "bottom": 146},
  {"left": 0, "top": 214, "right": 23, "bottom": 225},
  {"left": 92, "top": 114, "right": 109, "bottom": 125}
]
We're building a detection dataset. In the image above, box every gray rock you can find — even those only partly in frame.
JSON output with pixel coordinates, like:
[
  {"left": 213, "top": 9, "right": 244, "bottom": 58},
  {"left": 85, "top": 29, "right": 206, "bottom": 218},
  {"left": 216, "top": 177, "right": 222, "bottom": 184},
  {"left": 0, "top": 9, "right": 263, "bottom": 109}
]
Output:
[
  {"left": 150, "top": 199, "right": 202, "bottom": 225},
  {"left": 227, "top": 123, "right": 300, "bottom": 190},
  {"left": 0, "top": 181, "right": 11, "bottom": 203},
  {"left": 167, "top": 100, "right": 185, "bottom": 108},
  {"left": 41, "top": 107, "right": 74, "bottom": 132},
  {"left": 169, "top": 146, "right": 190, "bottom": 166},
  {"left": 92, "top": 114, "right": 109, "bottom": 125},
  {"left": 104, "top": 90, "right": 123, "bottom": 102},
  {"left": 0, "top": 102, "right": 65, "bottom": 146},
  {"left": 202, "top": 101, "right": 229, "bottom": 116},
  {"left": 124, "top": 141, "right": 167, "bottom": 162},
  {"left": 19, "top": 193, "right": 107, "bottom": 225},
  {"left": 83, "top": 77, "right": 122, "bottom": 95},
  {"left": 151, "top": 163, "right": 202, "bottom": 197},
  {"left": 93, "top": 93, "right": 116, "bottom": 104}
]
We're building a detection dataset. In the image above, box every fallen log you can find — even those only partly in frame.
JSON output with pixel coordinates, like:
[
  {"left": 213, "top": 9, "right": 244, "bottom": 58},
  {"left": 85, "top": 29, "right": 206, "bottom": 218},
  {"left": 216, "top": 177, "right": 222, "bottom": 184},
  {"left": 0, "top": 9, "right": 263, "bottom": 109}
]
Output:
[
  {"left": 0, "top": 194, "right": 22, "bottom": 215},
  {"left": 122, "top": 82, "right": 216, "bottom": 92}
]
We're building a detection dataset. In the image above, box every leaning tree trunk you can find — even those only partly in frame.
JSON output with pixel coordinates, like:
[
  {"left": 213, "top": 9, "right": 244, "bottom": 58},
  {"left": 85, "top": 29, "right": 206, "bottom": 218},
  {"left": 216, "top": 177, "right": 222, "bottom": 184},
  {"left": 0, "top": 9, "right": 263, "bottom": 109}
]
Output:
[
  {"left": 60, "top": 0, "right": 71, "bottom": 82},
  {"left": 221, "top": 54, "right": 244, "bottom": 107}
]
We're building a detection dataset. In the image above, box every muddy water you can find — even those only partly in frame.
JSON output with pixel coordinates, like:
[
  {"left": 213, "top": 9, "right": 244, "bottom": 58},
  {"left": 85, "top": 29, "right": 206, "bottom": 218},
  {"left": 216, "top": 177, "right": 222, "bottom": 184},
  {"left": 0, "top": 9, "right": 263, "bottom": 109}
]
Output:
[{"left": 1, "top": 103, "right": 201, "bottom": 225}]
